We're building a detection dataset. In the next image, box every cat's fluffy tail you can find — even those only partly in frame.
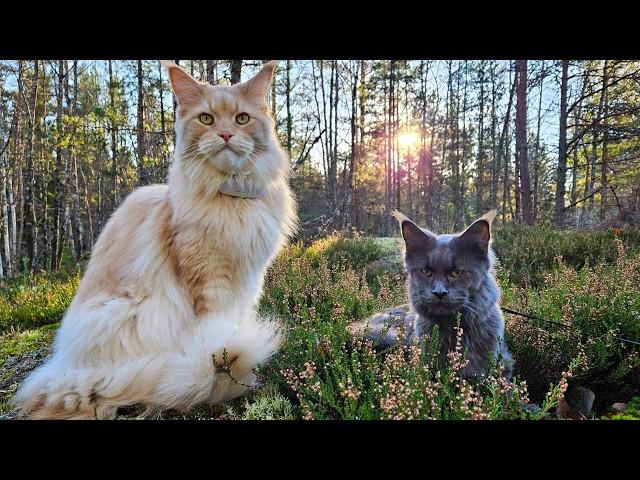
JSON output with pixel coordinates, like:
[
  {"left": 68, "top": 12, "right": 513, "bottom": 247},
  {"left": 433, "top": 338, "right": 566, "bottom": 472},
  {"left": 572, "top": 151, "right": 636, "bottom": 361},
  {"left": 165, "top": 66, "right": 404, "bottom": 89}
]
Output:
[{"left": 14, "top": 311, "right": 281, "bottom": 419}]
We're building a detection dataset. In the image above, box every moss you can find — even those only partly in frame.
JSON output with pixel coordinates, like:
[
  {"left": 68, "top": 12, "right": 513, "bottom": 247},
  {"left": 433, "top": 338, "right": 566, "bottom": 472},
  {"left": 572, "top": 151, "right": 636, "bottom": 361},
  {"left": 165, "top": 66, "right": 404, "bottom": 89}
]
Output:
[{"left": 0, "top": 323, "right": 58, "bottom": 368}]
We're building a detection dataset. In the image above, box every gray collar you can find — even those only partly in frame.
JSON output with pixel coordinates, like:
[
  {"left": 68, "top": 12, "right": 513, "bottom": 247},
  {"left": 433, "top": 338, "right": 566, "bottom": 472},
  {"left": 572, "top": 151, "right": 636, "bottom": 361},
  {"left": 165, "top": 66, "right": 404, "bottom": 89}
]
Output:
[{"left": 218, "top": 176, "right": 266, "bottom": 199}]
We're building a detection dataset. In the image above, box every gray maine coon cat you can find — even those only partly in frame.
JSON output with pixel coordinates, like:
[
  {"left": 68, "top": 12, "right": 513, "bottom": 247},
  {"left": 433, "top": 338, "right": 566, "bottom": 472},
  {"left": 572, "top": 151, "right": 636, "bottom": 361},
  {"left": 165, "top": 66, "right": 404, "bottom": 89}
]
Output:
[{"left": 349, "top": 210, "right": 513, "bottom": 380}]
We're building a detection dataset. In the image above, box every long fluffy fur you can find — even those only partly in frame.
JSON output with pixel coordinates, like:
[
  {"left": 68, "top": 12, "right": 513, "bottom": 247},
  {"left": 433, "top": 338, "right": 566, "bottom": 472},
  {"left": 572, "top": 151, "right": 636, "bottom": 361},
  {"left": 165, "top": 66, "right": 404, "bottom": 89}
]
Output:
[{"left": 15, "top": 62, "right": 296, "bottom": 419}]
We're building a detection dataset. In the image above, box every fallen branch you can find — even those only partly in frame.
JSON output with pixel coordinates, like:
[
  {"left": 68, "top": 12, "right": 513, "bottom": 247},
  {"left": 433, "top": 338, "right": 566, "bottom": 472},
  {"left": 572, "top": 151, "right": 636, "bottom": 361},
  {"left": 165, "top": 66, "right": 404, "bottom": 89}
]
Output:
[{"left": 564, "top": 186, "right": 602, "bottom": 211}]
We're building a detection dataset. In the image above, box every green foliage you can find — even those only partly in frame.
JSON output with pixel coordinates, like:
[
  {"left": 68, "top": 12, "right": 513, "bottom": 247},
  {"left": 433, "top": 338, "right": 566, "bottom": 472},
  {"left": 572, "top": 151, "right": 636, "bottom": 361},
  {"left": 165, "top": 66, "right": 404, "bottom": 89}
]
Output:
[
  {"left": 0, "top": 271, "right": 80, "bottom": 333},
  {"left": 2, "top": 229, "right": 638, "bottom": 419},
  {"left": 227, "top": 385, "right": 296, "bottom": 420},
  {"left": 260, "top": 235, "right": 404, "bottom": 324},
  {"left": 493, "top": 225, "right": 640, "bottom": 287},
  {"left": 607, "top": 396, "right": 640, "bottom": 420},
  {"left": 257, "top": 236, "right": 569, "bottom": 420},
  {"left": 0, "top": 323, "right": 58, "bottom": 367},
  {"left": 303, "top": 233, "right": 391, "bottom": 271},
  {"left": 503, "top": 239, "right": 640, "bottom": 409}
]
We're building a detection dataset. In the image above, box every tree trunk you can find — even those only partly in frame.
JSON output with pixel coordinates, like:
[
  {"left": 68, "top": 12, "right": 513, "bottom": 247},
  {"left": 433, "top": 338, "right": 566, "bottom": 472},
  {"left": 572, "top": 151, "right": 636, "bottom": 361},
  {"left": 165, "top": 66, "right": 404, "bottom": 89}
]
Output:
[
  {"left": 501, "top": 63, "right": 516, "bottom": 222},
  {"left": 345, "top": 61, "right": 359, "bottom": 231},
  {"left": 51, "top": 60, "right": 65, "bottom": 270},
  {"left": 22, "top": 60, "right": 39, "bottom": 271},
  {"left": 108, "top": 60, "right": 119, "bottom": 210},
  {"left": 230, "top": 60, "right": 242, "bottom": 84},
  {"left": 69, "top": 62, "right": 83, "bottom": 260},
  {"left": 600, "top": 61, "right": 610, "bottom": 221},
  {"left": 554, "top": 60, "right": 569, "bottom": 227},
  {"left": 136, "top": 60, "right": 147, "bottom": 186},
  {"left": 476, "top": 61, "right": 485, "bottom": 217},
  {"left": 286, "top": 60, "right": 292, "bottom": 158},
  {"left": 489, "top": 61, "right": 498, "bottom": 213},
  {"left": 386, "top": 60, "right": 396, "bottom": 234},
  {"left": 9, "top": 61, "right": 23, "bottom": 273},
  {"left": 533, "top": 61, "right": 545, "bottom": 223},
  {"left": 516, "top": 60, "right": 533, "bottom": 225},
  {"left": 206, "top": 60, "right": 217, "bottom": 85}
]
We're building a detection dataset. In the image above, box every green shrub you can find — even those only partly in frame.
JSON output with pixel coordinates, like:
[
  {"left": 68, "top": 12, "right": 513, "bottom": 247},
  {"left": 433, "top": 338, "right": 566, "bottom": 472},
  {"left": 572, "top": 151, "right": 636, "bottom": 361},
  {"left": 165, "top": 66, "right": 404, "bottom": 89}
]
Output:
[
  {"left": 260, "top": 319, "right": 573, "bottom": 420},
  {"left": 304, "top": 233, "right": 390, "bottom": 271},
  {"left": 258, "top": 237, "right": 573, "bottom": 420},
  {"left": 503, "top": 240, "right": 640, "bottom": 410},
  {"left": 226, "top": 385, "right": 296, "bottom": 420},
  {"left": 607, "top": 396, "right": 640, "bottom": 420},
  {"left": 493, "top": 225, "right": 640, "bottom": 287},
  {"left": 0, "top": 271, "right": 80, "bottom": 333}
]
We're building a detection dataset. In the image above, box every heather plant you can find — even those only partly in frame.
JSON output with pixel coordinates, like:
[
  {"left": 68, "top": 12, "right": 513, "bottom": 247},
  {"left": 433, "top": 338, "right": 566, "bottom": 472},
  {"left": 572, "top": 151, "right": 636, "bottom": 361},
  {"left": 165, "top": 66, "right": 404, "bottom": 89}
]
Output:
[
  {"left": 305, "top": 233, "right": 390, "bottom": 272},
  {"left": 0, "top": 271, "right": 80, "bottom": 333},
  {"left": 267, "top": 320, "right": 576, "bottom": 420},
  {"left": 1, "top": 230, "right": 638, "bottom": 419},
  {"left": 493, "top": 225, "right": 640, "bottom": 287},
  {"left": 503, "top": 239, "right": 640, "bottom": 409}
]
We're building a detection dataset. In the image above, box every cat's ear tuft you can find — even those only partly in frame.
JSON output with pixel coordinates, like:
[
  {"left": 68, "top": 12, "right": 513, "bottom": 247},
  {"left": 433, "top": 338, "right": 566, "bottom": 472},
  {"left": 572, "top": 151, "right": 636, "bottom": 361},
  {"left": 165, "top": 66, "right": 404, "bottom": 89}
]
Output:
[
  {"left": 479, "top": 209, "right": 497, "bottom": 225},
  {"left": 163, "top": 60, "right": 203, "bottom": 107},
  {"left": 393, "top": 210, "right": 435, "bottom": 257},
  {"left": 458, "top": 211, "right": 496, "bottom": 254},
  {"left": 391, "top": 209, "right": 411, "bottom": 226},
  {"left": 240, "top": 60, "right": 278, "bottom": 101}
]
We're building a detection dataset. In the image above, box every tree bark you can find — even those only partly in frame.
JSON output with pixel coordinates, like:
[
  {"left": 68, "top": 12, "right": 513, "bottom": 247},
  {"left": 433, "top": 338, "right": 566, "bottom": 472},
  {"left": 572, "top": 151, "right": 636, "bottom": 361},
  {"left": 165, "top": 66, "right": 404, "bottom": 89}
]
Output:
[
  {"left": 51, "top": 60, "right": 65, "bottom": 270},
  {"left": 516, "top": 60, "right": 533, "bottom": 225},
  {"left": 345, "top": 61, "right": 359, "bottom": 230},
  {"left": 22, "top": 60, "right": 39, "bottom": 271},
  {"left": 108, "top": 60, "right": 119, "bottom": 210},
  {"left": 600, "top": 61, "right": 610, "bottom": 221},
  {"left": 476, "top": 61, "right": 485, "bottom": 217},
  {"left": 136, "top": 60, "right": 147, "bottom": 186},
  {"left": 206, "top": 60, "right": 217, "bottom": 85},
  {"left": 286, "top": 60, "right": 292, "bottom": 158},
  {"left": 554, "top": 60, "right": 569, "bottom": 227},
  {"left": 230, "top": 60, "right": 242, "bottom": 84}
]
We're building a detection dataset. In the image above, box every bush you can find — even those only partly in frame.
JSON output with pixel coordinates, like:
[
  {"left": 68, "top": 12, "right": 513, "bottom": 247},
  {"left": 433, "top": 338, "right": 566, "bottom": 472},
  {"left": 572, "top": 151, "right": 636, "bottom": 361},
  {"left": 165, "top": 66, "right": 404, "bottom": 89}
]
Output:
[
  {"left": 493, "top": 225, "right": 640, "bottom": 287},
  {"left": 258, "top": 237, "right": 573, "bottom": 419},
  {"left": 304, "top": 233, "right": 390, "bottom": 271},
  {"left": 261, "top": 319, "right": 574, "bottom": 420},
  {"left": 0, "top": 271, "right": 80, "bottom": 333},
  {"left": 503, "top": 240, "right": 640, "bottom": 410}
]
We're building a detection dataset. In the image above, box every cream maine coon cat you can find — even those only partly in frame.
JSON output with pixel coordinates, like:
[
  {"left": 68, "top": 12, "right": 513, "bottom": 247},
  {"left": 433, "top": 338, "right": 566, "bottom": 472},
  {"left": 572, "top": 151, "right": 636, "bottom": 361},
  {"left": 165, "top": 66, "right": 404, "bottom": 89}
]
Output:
[{"left": 15, "top": 61, "right": 296, "bottom": 419}]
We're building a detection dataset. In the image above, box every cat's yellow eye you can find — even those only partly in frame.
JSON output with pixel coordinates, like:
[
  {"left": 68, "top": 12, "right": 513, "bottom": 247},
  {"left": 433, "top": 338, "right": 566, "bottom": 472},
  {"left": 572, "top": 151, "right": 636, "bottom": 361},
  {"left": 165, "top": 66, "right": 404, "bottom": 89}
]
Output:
[
  {"left": 420, "top": 269, "right": 433, "bottom": 277},
  {"left": 451, "top": 269, "right": 463, "bottom": 278},
  {"left": 236, "top": 113, "right": 250, "bottom": 125},
  {"left": 199, "top": 113, "right": 214, "bottom": 125}
]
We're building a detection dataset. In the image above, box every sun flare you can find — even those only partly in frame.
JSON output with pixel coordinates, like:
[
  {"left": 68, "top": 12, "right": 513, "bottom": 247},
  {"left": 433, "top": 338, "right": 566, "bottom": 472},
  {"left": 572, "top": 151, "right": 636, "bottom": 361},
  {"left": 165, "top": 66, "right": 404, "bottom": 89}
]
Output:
[{"left": 398, "top": 131, "right": 418, "bottom": 149}]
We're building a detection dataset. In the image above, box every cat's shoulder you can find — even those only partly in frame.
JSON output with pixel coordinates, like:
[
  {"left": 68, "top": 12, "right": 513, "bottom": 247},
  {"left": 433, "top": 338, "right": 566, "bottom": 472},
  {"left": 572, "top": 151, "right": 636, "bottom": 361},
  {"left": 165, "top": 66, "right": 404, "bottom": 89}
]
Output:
[
  {"left": 122, "top": 184, "right": 169, "bottom": 206},
  {"left": 113, "top": 184, "right": 169, "bottom": 216}
]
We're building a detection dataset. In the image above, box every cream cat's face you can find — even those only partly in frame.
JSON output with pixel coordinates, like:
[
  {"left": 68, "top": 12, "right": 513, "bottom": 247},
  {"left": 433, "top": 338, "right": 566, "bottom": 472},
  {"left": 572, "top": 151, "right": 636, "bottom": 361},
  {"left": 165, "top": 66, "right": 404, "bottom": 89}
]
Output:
[{"left": 165, "top": 61, "right": 283, "bottom": 183}]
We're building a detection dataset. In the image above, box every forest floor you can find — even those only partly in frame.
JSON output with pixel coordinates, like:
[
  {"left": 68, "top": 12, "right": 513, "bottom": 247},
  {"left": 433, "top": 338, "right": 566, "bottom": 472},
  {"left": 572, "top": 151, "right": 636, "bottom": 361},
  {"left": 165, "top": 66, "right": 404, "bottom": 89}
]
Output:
[{"left": 1, "top": 226, "right": 640, "bottom": 420}]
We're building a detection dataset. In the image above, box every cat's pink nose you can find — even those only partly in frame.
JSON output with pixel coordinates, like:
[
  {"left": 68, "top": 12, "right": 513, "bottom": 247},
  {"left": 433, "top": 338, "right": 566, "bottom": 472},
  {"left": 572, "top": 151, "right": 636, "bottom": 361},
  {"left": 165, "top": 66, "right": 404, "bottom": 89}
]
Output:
[{"left": 219, "top": 132, "right": 234, "bottom": 144}]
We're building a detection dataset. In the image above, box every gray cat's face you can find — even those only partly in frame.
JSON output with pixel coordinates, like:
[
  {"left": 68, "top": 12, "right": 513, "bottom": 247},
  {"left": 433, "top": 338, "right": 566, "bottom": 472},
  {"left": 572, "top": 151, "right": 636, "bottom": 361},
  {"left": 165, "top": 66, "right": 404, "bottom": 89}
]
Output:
[{"left": 397, "top": 212, "right": 495, "bottom": 318}]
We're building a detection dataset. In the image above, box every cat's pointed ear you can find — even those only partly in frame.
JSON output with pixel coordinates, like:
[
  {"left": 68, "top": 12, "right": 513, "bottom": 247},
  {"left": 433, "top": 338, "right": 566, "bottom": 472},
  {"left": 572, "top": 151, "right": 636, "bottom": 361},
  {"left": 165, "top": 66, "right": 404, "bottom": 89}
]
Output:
[
  {"left": 162, "top": 60, "right": 203, "bottom": 107},
  {"left": 240, "top": 60, "right": 278, "bottom": 101},
  {"left": 392, "top": 210, "right": 436, "bottom": 257},
  {"left": 458, "top": 209, "right": 497, "bottom": 254}
]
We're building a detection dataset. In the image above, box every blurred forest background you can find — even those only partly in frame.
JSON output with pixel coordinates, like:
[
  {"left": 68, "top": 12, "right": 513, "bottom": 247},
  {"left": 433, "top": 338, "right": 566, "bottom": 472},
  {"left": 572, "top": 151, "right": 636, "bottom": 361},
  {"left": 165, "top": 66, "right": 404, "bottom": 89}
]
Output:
[{"left": 0, "top": 59, "right": 639, "bottom": 276}]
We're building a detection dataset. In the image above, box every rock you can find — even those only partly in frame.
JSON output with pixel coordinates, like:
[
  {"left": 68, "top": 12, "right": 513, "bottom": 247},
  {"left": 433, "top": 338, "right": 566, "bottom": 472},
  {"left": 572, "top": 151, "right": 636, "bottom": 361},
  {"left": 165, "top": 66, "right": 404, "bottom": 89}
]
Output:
[
  {"left": 556, "top": 386, "right": 595, "bottom": 419},
  {"left": 367, "top": 256, "right": 404, "bottom": 278},
  {"left": 611, "top": 402, "right": 628, "bottom": 413},
  {"left": 521, "top": 402, "right": 542, "bottom": 414},
  {"left": 556, "top": 397, "right": 573, "bottom": 419}
]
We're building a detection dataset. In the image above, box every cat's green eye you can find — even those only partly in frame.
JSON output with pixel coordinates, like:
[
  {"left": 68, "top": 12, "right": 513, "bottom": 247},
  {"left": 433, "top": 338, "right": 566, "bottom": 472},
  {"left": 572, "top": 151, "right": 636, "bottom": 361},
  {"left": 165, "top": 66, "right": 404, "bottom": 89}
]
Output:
[
  {"left": 420, "top": 269, "right": 433, "bottom": 277},
  {"left": 450, "top": 269, "right": 463, "bottom": 278},
  {"left": 199, "top": 113, "right": 214, "bottom": 125},
  {"left": 236, "top": 113, "right": 250, "bottom": 125}
]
